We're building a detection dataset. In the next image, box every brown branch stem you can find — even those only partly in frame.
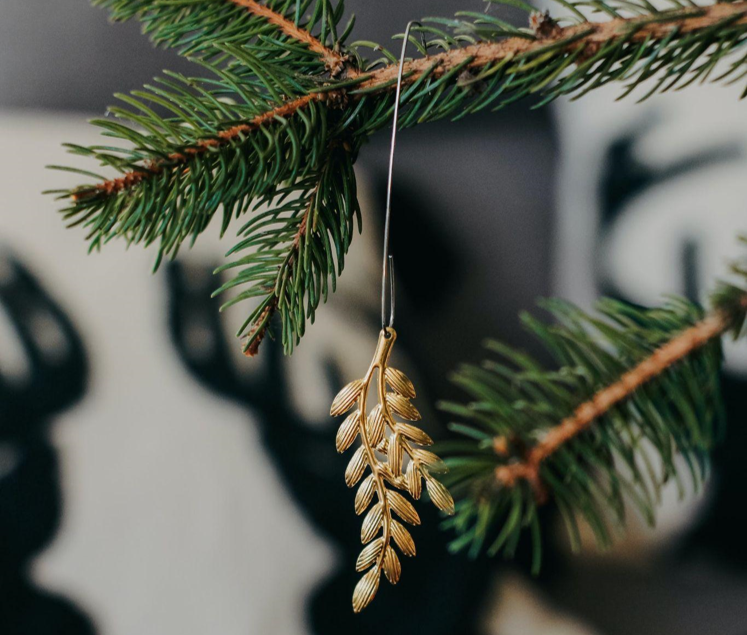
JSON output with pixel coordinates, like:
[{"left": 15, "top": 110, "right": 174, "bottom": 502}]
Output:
[
  {"left": 228, "top": 0, "right": 347, "bottom": 72},
  {"left": 494, "top": 310, "right": 732, "bottom": 496},
  {"left": 72, "top": 94, "right": 318, "bottom": 200},
  {"left": 72, "top": 1, "right": 747, "bottom": 202},
  {"left": 241, "top": 168, "right": 320, "bottom": 356},
  {"left": 242, "top": 298, "right": 277, "bottom": 357},
  {"left": 356, "top": 2, "right": 747, "bottom": 91}
]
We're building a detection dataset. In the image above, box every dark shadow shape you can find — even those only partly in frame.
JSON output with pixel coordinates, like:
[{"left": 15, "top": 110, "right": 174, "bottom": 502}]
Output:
[
  {"left": 0, "top": 256, "right": 95, "bottom": 634},
  {"left": 600, "top": 118, "right": 740, "bottom": 227},
  {"left": 375, "top": 175, "right": 462, "bottom": 316}
]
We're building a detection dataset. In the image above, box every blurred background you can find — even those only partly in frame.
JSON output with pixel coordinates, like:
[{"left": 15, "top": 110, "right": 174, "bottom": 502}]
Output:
[{"left": 1, "top": 1, "right": 747, "bottom": 633}]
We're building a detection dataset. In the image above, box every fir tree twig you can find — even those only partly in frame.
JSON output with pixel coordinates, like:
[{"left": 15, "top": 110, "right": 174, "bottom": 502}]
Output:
[
  {"left": 440, "top": 281, "right": 747, "bottom": 566},
  {"left": 237, "top": 166, "right": 316, "bottom": 356},
  {"left": 229, "top": 0, "right": 349, "bottom": 73},
  {"left": 493, "top": 308, "right": 736, "bottom": 496},
  {"left": 71, "top": 94, "right": 319, "bottom": 201},
  {"left": 70, "top": 1, "right": 747, "bottom": 203}
]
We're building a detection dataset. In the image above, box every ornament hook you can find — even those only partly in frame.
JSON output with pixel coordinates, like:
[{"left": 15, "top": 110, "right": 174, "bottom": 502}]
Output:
[{"left": 381, "top": 20, "right": 426, "bottom": 329}]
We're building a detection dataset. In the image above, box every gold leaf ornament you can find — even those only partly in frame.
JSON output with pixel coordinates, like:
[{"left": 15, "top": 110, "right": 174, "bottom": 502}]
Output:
[{"left": 330, "top": 327, "right": 454, "bottom": 611}]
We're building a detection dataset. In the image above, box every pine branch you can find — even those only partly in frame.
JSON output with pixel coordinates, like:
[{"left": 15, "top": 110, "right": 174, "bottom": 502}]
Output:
[
  {"left": 92, "top": 0, "right": 349, "bottom": 67},
  {"left": 237, "top": 181, "right": 314, "bottom": 357},
  {"left": 71, "top": 94, "right": 318, "bottom": 201},
  {"left": 493, "top": 309, "right": 732, "bottom": 496},
  {"left": 213, "top": 142, "right": 360, "bottom": 355},
  {"left": 439, "top": 282, "right": 747, "bottom": 566},
  {"left": 53, "top": 0, "right": 747, "bottom": 354},
  {"left": 229, "top": 0, "right": 349, "bottom": 73},
  {"left": 67, "top": 0, "right": 747, "bottom": 203},
  {"left": 355, "top": 2, "right": 747, "bottom": 90}
]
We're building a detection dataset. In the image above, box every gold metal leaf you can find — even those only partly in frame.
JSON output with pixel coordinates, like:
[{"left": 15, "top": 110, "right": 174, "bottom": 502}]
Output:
[
  {"left": 405, "top": 462, "right": 422, "bottom": 500},
  {"left": 388, "top": 491, "right": 421, "bottom": 526},
  {"left": 336, "top": 411, "right": 360, "bottom": 453},
  {"left": 391, "top": 519, "right": 416, "bottom": 557},
  {"left": 356, "top": 537, "right": 384, "bottom": 572},
  {"left": 382, "top": 546, "right": 401, "bottom": 584},
  {"left": 425, "top": 473, "right": 455, "bottom": 515},
  {"left": 355, "top": 474, "right": 376, "bottom": 515},
  {"left": 396, "top": 422, "right": 433, "bottom": 446},
  {"left": 331, "top": 379, "right": 364, "bottom": 416},
  {"left": 413, "top": 449, "right": 447, "bottom": 472},
  {"left": 386, "top": 393, "right": 421, "bottom": 421},
  {"left": 361, "top": 503, "right": 383, "bottom": 543},
  {"left": 367, "top": 405, "right": 385, "bottom": 446},
  {"left": 352, "top": 567, "right": 380, "bottom": 613},
  {"left": 345, "top": 446, "right": 367, "bottom": 487},
  {"left": 388, "top": 433, "right": 403, "bottom": 477},
  {"left": 385, "top": 367, "right": 416, "bottom": 399}
]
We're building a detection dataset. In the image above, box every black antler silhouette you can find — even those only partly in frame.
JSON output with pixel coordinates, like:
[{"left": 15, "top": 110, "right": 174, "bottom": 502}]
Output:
[{"left": 0, "top": 256, "right": 94, "bottom": 634}]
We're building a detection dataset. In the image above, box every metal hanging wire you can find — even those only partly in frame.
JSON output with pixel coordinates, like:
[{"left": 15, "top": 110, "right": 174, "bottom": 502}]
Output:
[{"left": 381, "top": 20, "right": 426, "bottom": 330}]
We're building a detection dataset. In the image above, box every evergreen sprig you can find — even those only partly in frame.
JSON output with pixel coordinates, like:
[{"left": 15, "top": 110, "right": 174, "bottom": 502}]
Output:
[
  {"left": 213, "top": 143, "right": 359, "bottom": 354},
  {"left": 439, "top": 279, "right": 747, "bottom": 568},
  {"left": 52, "top": 0, "right": 747, "bottom": 354},
  {"left": 91, "top": 0, "right": 350, "bottom": 71}
]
